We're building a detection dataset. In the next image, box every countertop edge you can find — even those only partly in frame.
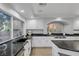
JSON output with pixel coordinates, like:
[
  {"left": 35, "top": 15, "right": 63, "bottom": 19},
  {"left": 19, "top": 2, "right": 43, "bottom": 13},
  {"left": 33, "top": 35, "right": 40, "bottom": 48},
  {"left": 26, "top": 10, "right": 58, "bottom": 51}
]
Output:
[{"left": 0, "top": 35, "right": 24, "bottom": 45}]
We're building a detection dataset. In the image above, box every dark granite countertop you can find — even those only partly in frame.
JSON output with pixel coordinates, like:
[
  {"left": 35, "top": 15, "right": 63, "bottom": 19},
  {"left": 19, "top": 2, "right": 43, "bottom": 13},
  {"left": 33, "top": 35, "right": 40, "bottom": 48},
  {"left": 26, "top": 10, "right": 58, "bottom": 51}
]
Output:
[
  {"left": 30, "top": 33, "right": 79, "bottom": 36},
  {"left": 51, "top": 40, "right": 79, "bottom": 52}
]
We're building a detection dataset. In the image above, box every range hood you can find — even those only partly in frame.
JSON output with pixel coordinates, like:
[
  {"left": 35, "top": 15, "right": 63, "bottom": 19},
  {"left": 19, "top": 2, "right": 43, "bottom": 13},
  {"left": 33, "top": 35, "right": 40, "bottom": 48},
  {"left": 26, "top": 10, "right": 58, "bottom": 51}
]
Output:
[{"left": 48, "top": 18, "right": 69, "bottom": 25}]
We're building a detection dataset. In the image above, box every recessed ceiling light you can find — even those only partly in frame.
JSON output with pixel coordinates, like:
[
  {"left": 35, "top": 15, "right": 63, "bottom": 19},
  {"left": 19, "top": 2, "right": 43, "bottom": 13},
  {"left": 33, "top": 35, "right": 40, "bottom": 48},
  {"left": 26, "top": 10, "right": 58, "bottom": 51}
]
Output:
[{"left": 20, "top": 10, "right": 24, "bottom": 13}]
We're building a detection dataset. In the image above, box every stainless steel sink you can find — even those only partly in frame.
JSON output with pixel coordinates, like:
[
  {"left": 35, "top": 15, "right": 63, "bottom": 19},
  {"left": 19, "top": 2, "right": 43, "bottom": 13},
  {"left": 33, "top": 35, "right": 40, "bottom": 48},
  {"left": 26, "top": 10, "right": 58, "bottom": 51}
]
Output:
[{"left": 51, "top": 40, "right": 79, "bottom": 52}]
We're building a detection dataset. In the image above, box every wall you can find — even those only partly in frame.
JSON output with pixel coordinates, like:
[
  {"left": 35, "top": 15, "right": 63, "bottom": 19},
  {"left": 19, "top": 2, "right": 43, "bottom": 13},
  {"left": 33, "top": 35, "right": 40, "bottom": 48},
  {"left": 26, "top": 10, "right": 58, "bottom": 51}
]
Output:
[
  {"left": 26, "top": 18, "right": 53, "bottom": 34},
  {"left": 63, "top": 19, "right": 74, "bottom": 34},
  {"left": 73, "top": 17, "right": 79, "bottom": 29},
  {"left": 26, "top": 18, "right": 74, "bottom": 34},
  {"left": 73, "top": 17, "right": 79, "bottom": 33},
  {"left": 26, "top": 19, "right": 44, "bottom": 29}
]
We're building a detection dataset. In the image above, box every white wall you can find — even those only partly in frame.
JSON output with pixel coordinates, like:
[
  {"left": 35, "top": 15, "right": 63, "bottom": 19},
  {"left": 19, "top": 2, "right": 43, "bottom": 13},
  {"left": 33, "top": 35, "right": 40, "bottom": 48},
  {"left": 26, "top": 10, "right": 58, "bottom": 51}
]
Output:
[
  {"left": 26, "top": 19, "right": 54, "bottom": 34},
  {"left": 73, "top": 17, "right": 79, "bottom": 33},
  {"left": 63, "top": 19, "right": 74, "bottom": 34},
  {"left": 73, "top": 17, "right": 79, "bottom": 29},
  {"left": 26, "top": 18, "right": 74, "bottom": 34},
  {"left": 26, "top": 19, "right": 44, "bottom": 29}
]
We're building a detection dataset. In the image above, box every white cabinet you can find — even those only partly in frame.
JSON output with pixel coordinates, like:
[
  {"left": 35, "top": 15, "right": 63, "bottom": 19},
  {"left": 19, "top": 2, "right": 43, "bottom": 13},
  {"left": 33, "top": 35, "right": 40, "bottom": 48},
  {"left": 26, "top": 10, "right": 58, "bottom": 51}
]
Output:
[
  {"left": 13, "top": 18, "right": 23, "bottom": 29},
  {"left": 24, "top": 40, "right": 31, "bottom": 56},
  {"left": 13, "top": 17, "right": 24, "bottom": 38},
  {"left": 32, "top": 37, "right": 52, "bottom": 47}
]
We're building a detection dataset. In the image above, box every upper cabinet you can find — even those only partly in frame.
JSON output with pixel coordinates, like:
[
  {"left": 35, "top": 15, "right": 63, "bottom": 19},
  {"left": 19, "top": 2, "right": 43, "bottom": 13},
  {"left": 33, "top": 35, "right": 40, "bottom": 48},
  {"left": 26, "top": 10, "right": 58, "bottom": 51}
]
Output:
[
  {"left": 13, "top": 18, "right": 23, "bottom": 29},
  {"left": 13, "top": 17, "right": 24, "bottom": 38},
  {"left": 73, "top": 19, "right": 79, "bottom": 33},
  {"left": 0, "top": 11, "right": 11, "bottom": 39}
]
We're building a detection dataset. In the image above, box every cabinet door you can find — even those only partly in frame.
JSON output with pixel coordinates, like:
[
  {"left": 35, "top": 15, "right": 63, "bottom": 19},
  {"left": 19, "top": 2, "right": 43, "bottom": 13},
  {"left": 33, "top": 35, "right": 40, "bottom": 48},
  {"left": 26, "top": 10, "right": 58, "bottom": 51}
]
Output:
[
  {"left": 28, "top": 40, "right": 31, "bottom": 54},
  {"left": 24, "top": 40, "right": 31, "bottom": 56},
  {"left": 13, "top": 17, "right": 24, "bottom": 38},
  {"left": 32, "top": 37, "right": 52, "bottom": 47},
  {"left": 24, "top": 43, "right": 29, "bottom": 56},
  {"left": 13, "top": 19, "right": 22, "bottom": 29}
]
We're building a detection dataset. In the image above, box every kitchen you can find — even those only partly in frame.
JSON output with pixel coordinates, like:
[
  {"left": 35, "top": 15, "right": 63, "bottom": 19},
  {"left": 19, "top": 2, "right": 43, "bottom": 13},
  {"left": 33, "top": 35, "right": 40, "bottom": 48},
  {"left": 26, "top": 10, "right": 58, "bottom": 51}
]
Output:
[{"left": 0, "top": 3, "right": 79, "bottom": 56}]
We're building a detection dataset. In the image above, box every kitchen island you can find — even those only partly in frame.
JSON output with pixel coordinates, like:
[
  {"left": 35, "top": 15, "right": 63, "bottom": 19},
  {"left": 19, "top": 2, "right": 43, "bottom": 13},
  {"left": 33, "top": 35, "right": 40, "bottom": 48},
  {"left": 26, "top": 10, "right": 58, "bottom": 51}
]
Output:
[{"left": 31, "top": 33, "right": 79, "bottom": 56}]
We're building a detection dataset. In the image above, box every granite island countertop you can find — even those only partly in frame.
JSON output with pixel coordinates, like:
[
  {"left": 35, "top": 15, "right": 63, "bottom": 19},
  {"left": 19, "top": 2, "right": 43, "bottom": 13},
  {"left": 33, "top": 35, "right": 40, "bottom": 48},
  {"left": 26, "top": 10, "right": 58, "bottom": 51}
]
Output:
[
  {"left": 31, "top": 33, "right": 79, "bottom": 36},
  {"left": 31, "top": 33, "right": 79, "bottom": 40},
  {"left": 51, "top": 40, "right": 79, "bottom": 52}
]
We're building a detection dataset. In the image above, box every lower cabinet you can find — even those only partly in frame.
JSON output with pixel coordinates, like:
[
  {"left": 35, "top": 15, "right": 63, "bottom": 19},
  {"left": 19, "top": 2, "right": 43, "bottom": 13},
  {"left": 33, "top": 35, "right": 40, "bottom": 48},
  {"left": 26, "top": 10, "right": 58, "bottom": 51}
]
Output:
[
  {"left": 24, "top": 40, "right": 31, "bottom": 56},
  {"left": 32, "top": 37, "right": 52, "bottom": 47}
]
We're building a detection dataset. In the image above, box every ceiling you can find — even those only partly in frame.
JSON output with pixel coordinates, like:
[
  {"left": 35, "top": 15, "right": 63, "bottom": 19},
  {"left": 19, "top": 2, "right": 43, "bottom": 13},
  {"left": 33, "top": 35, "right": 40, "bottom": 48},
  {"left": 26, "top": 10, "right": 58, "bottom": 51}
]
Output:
[
  {"left": 10, "top": 3, "right": 33, "bottom": 19},
  {"left": 10, "top": 3, "right": 79, "bottom": 19}
]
